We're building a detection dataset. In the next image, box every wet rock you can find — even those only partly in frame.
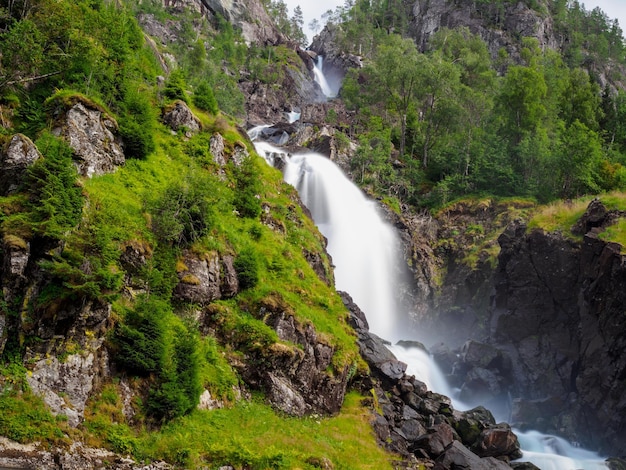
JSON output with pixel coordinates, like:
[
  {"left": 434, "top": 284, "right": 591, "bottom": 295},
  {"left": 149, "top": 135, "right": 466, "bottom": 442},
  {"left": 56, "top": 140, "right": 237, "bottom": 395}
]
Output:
[
  {"left": 453, "top": 406, "right": 496, "bottom": 447},
  {"left": 414, "top": 423, "right": 454, "bottom": 457},
  {"left": 435, "top": 440, "right": 512, "bottom": 470},
  {"left": 473, "top": 423, "right": 522, "bottom": 460},
  {"left": 0, "top": 133, "right": 41, "bottom": 195}
]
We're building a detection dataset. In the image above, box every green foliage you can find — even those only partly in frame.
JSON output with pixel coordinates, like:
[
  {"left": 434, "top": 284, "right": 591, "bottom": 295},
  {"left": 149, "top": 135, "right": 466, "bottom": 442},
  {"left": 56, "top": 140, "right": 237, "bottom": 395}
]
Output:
[
  {"left": 163, "top": 69, "right": 189, "bottom": 103},
  {"left": 135, "top": 392, "right": 394, "bottom": 469},
  {"left": 150, "top": 175, "right": 219, "bottom": 246},
  {"left": 232, "top": 157, "right": 262, "bottom": 219},
  {"left": 25, "top": 133, "right": 84, "bottom": 239},
  {"left": 119, "top": 87, "right": 157, "bottom": 159},
  {"left": 192, "top": 81, "right": 219, "bottom": 114},
  {"left": 234, "top": 248, "right": 260, "bottom": 290},
  {"left": 112, "top": 296, "right": 168, "bottom": 376},
  {"left": 0, "top": 389, "right": 67, "bottom": 443}
]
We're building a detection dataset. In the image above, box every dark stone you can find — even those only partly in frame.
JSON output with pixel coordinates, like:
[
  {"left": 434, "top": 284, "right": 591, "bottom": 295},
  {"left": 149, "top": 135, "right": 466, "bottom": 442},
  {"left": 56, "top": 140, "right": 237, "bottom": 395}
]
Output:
[
  {"left": 473, "top": 423, "right": 522, "bottom": 460},
  {"left": 435, "top": 441, "right": 512, "bottom": 470},
  {"left": 414, "top": 423, "right": 455, "bottom": 457}
]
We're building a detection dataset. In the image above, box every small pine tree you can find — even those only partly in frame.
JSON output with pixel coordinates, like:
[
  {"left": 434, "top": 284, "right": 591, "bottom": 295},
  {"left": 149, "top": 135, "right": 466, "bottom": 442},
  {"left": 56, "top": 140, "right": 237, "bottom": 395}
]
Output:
[{"left": 193, "top": 81, "right": 219, "bottom": 114}]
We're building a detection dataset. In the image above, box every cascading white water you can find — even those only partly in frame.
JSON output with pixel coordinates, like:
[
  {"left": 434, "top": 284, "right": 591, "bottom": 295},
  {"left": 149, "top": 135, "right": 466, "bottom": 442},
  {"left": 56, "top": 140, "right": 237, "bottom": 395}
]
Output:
[
  {"left": 253, "top": 137, "right": 609, "bottom": 470},
  {"left": 313, "top": 56, "right": 337, "bottom": 98}
]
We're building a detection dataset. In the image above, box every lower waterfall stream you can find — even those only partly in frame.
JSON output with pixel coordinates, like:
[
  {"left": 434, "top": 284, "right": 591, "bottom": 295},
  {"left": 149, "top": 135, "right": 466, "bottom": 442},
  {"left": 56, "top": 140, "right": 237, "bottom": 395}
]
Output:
[{"left": 252, "top": 139, "right": 609, "bottom": 470}]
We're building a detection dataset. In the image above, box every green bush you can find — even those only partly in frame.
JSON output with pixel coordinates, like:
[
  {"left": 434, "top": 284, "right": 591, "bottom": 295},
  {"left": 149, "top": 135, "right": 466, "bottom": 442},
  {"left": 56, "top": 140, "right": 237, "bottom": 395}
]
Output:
[
  {"left": 150, "top": 178, "right": 215, "bottom": 245},
  {"left": 232, "top": 157, "right": 262, "bottom": 219},
  {"left": 193, "top": 81, "right": 219, "bottom": 114},
  {"left": 163, "top": 69, "right": 188, "bottom": 103},
  {"left": 26, "top": 133, "right": 84, "bottom": 239},
  {"left": 146, "top": 324, "right": 202, "bottom": 422},
  {"left": 112, "top": 296, "right": 168, "bottom": 376},
  {"left": 119, "top": 117, "right": 155, "bottom": 159},
  {"left": 233, "top": 247, "right": 259, "bottom": 290},
  {"left": 119, "top": 87, "right": 156, "bottom": 159}
]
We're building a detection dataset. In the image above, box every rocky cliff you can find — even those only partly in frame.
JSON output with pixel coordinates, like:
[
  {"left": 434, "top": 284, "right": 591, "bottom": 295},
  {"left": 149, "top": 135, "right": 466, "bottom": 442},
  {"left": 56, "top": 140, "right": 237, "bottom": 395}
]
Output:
[{"left": 396, "top": 198, "right": 626, "bottom": 457}]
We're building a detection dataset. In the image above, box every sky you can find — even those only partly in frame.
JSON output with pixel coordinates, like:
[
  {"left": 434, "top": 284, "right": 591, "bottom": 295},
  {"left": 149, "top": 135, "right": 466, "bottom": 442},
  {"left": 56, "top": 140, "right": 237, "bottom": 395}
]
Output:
[{"left": 283, "top": 0, "right": 626, "bottom": 46}]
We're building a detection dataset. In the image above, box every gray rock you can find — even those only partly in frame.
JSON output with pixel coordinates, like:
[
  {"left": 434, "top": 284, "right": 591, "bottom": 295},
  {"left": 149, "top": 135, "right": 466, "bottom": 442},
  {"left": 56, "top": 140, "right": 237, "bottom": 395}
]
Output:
[
  {"left": 27, "top": 353, "right": 98, "bottom": 427},
  {"left": 435, "top": 440, "right": 512, "bottom": 470},
  {"left": 210, "top": 132, "right": 226, "bottom": 166},
  {"left": 52, "top": 101, "right": 125, "bottom": 177},
  {"left": 0, "top": 133, "right": 41, "bottom": 194},
  {"left": 162, "top": 100, "right": 201, "bottom": 136},
  {"left": 174, "top": 251, "right": 222, "bottom": 304}
]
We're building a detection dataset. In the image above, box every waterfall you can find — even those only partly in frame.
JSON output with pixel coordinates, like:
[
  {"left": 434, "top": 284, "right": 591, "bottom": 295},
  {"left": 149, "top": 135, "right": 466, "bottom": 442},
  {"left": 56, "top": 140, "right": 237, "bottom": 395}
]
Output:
[
  {"left": 249, "top": 60, "right": 608, "bottom": 470},
  {"left": 252, "top": 138, "right": 609, "bottom": 470},
  {"left": 313, "top": 56, "right": 337, "bottom": 98}
]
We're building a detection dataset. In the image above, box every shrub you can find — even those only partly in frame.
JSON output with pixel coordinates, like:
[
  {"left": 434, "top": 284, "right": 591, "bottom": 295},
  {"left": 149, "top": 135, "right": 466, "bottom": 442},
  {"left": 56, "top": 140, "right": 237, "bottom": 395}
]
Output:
[
  {"left": 26, "top": 133, "right": 84, "bottom": 239},
  {"left": 163, "top": 69, "right": 188, "bottom": 103},
  {"left": 146, "top": 324, "right": 202, "bottom": 422},
  {"left": 112, "top": 296, "right": 168, "bottom": 376},
  {"left": 150, "top": 178, "right": 215, "bottom": 245},
  {"left": 234, "top": 247, "right": 259, "bottom": 290},
  {"left": 232, "top": 157, "right": 262, "bottom": 219},
  {"left": 193, "top": 81, "right": 219, "bottom": 114},
  {"left": 119, "top": 117, "right": 155, "bottom": 159}
]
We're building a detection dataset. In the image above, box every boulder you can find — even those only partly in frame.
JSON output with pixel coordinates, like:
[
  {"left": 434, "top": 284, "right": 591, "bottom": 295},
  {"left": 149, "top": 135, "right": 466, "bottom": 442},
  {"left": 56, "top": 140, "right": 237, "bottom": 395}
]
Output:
[
  {"left": 414, "top": 423, "right": 455, "bottom": 457},
  {"left": 52, "top": 100, "right": 124, "bottom": 177},
  {"left": 0, "top": 133, "right": 41, "bottom": 194},
  {"left": 435, "top": 440, "right": 512, "bottom": 470},
  {"left": 162, "top": 100, "right": 201, "bottom": 136},
  {"left": 472, "top": 423, "right": 522, "bottom": 460}
]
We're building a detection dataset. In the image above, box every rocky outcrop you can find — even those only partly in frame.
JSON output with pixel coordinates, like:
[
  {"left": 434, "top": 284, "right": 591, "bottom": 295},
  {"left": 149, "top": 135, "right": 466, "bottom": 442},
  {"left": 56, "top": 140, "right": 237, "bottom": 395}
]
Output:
[
  {"left": 0, "top": 133, "right": 41, "bottom": 195},
  {"left": 51, "top": 99, "right": 124, "bottom": 177},
  {"left": 241, "top": 63, "right": 326, "bottom": 126},
  {"left": 488, "top": 201, "right": 626, "bottom": 455},
  {"left": 163, "top": 0, "right": 283, "bottom": 45},
  {"left": 210, "top": 293, "right": 349, "bottom": 417},
  {"left": 408, "top": 0, "right": 558, "bottom": 65},
  {"left": 162, "top": 100, "right": 201, "bottom": 136},
  {"left": 0, "top": 437, "right": 171, "bottom": 469},
  {"left": 174, "top": 250, "right": 239, "bottom": 303},
  {"left": 341, "top": 291, "right": 523, "bottom": 468},
  {"left": 27, "top": 352, "right": 104, "bottom": 427}
]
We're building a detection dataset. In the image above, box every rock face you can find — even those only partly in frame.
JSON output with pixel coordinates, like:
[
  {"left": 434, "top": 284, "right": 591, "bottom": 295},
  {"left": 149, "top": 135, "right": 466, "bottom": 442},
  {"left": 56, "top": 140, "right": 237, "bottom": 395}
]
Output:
[
  {"left": 490, "top": 204, "right": 626, "bottom": 455},
  {"left": 163, "top": 0, "right": 283, "bottom": 45},
  {"left": 209, "top": 293, "right": 349, "bottom": 417},
  {"left": 0, "top": 134, "right": 42, "bottom": 194},
  {"left": 174, "top": 250, "right": 239, "bottom": 303},
  {"left": 396, "top": 198, "right": 626, "bottom": 455},
  {"left": 51, "top": 100, "right": 125, "bottom": 177},
  {"left": 0, "top": 437, "right": 171, "bottom": 469},
  {"left": 408, "top": 0, "right": 558, "bottom": 65}
]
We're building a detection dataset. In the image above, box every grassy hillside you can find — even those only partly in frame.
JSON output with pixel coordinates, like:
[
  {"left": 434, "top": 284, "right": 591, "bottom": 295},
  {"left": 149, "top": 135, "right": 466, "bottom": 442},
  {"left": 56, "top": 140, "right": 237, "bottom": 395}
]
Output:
[{"left": 0, "top": 1, "right": 398, "bottom": 468}]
